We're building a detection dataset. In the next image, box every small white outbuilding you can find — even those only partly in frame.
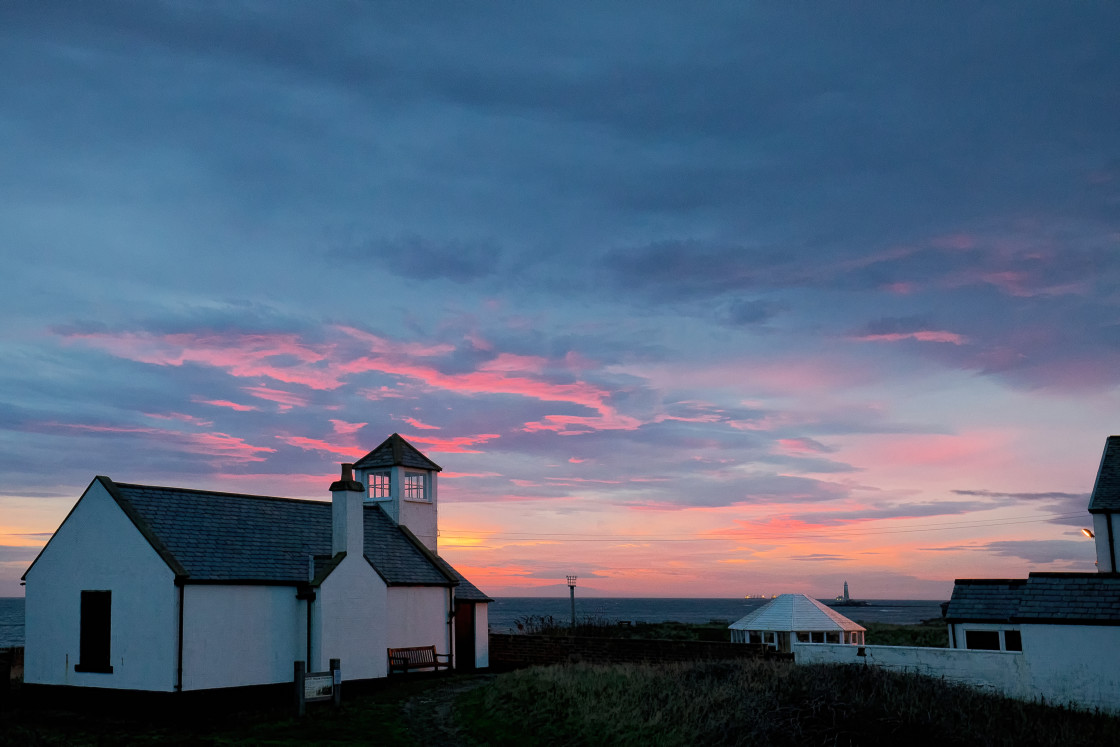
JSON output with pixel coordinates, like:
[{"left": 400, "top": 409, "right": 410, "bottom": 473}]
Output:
[{"left": 729, "top": 593, "right": 866, "bottom": 653}]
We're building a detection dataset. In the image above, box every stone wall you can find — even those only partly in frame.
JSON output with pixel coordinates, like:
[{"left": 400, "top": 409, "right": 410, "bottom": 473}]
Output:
[{"left": 489, "top": 634, "right": 775, "bottom": 671}]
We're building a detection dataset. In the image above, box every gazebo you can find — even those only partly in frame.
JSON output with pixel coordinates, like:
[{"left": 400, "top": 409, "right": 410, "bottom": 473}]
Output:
[{"left": 729, "top": 594, "right": 866, "bottom": 653}]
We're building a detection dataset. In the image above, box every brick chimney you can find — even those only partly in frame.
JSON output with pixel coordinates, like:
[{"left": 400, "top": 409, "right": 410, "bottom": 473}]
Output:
[{"left": 331, "top": 463, "right": 365, "bottom": 557}]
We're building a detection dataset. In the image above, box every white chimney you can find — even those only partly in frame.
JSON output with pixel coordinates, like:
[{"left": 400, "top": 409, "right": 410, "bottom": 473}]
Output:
[{"left": 331, "top": 462, "right": 365, "bottom": 557}]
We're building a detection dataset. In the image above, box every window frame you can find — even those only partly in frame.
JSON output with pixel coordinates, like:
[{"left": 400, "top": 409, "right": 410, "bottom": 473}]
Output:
[
  {"left": 403, "top": 470, "right": 429, "bottom": 502},
  {"left": 367, "top": 471, "right": 392, "bottom": 501},
  {"left": 964, "top": 629, "right": 1001, "bottom": 651}
]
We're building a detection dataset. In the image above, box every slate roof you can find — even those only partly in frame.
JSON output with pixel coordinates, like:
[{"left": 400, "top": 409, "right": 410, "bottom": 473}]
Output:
[
  {"left": 438, "top": 559, "right": 493, "bottom": 602},
  {"left": 946, "top": 573, "right": 1120, "bottom": 625},
  {"left": 354, "top": 433, "right": 442, "bottom": 472},
  {"left": 728, "top": 594, "right": 865, "bottom": 633},
  {"left": 77, "top": 477, "right": 483, "bottom": 592},
  {"left": 1088, "top": 435, "right": 1120, "bottom": 512},
  {"left": 943, "top": 579, "right": 1028, "bottom": 622}
]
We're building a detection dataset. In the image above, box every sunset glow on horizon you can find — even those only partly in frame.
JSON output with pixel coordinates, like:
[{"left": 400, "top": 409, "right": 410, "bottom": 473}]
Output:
[{"left": 1, "top": 3, "right": 1117, "bottom": 599}]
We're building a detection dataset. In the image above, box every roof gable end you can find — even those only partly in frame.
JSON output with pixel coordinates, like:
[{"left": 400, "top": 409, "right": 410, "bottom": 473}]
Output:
[
  {"left": 1088, "top": 435, "right": 1120, "bottom": 513},
  {"left": 353, "top": 433, "right": 442, "bottom": 472}
]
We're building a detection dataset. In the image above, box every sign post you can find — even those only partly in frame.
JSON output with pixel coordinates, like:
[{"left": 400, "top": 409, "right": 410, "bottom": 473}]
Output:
[{"left": 295, "top": 659, "right": 341, "bottom": 716}]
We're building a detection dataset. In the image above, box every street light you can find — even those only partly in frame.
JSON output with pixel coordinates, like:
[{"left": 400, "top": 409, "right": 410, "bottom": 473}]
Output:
[
  {"left": 1082, "top": 528, "right": 1095, "bottom": 539},
  {"left": 567, "top": 575, "right": 577, "bottom": 629}
]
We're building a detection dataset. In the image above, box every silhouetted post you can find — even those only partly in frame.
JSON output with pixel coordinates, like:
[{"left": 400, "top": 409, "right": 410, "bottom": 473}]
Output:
[
  {"left": 295, "top": 660, "right": 306, "bottom": 717},
  {"left": 567, "top": 575, "right": 577, "bottom": 629},
  {"left": 330, "top": 658, "right": 341, "bottom": 707}
]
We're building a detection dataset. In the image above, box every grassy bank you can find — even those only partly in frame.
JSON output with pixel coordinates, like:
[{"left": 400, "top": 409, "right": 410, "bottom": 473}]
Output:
[
  {"left": 860, "top": 620, "right": 948, "bottom": 647},
  {"left": 459, "top": 660, "right": 1120, "bottom": 746}
]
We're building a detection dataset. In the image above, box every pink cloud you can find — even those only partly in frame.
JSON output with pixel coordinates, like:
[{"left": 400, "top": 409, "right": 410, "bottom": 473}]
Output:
[
  {"left": 441, "top": 472, "right": 502, "bottom": 479},
  {"left": 358, "top": 386, "right": 412, "bottom": 400},
  {"left": 185, "top": 432, "right": 277, "bottom": 461},
  {"left": 143, "top": 412, "right": 213, "bottom": 427},
  {"left": 242, "top": 386, "right": 309, "bottom": 410},
  {"left": 329, "top": 419, "right": 367, "bottom": 436},
  {"left": 60, "top": 330, "right": 342, "bottom": 389},
  {"left": 396, "top": 416, "right": 440, "bottom": 430},
  {"left": 568, "top": 457, "right": 586, "bottom": 464},
  {"left": 334, "top": 326, "right": 455, "bottom": 357},
  {"left": 193, "top": 398, "right": 257, "bottom": 412},
  {"left": 42, "top": 422, "right": 275, "bottom": 462},
  {"left": 777, "top": 437, "right": 832, "bottom": 455},
  {"left": 275, "top": 435, "right": 366, "bottom": 459},
  {"left": 478, "top": 353, "right": 549, "bottom": 374},
  {"left": 853, "top": 330, "right": 967, "bottom": 345},
  {"left": 404, "top": 433, "right": 500, "bottom": 453},
  {"left": 882, "top": 282, "right": 916, "bottom": 295}
]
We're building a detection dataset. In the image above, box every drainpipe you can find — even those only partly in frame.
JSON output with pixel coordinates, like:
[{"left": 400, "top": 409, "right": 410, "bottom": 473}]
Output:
[
  {"left": 175, "top": 578, "right": 185, "bottom": 692},
  {"left": 447, "top": 588, "right": 455, "bottom": 669},
  {"left": 1108, "top": 513, "right": 1117, "bottom": 573},
  {"left": 306, "top": 593, "right": 314, "bottom": 667}
]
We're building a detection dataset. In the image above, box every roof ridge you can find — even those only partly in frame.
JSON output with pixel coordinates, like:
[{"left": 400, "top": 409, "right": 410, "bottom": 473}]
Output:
[{"left": 114, "top": 482, "right": 330, "bottom": 506}]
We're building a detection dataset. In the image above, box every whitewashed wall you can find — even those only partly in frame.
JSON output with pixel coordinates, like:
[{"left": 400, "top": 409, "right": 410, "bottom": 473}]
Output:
[
  {"left": 180, "top": 584, "right": 302, "bottom": 690},
  {"left": 473, "top": 603, "right": 489, "bottom": 669},
  {"left": 23, "top": 480, "right": 178, "bottom": 690},
  {"left": 794, "top": 643, "right": 1032, "bottom": 699},
  {"left": 387, "top": 586, "right": 450, "bottom": 655},
  {"left": 795, "top": 629, "right": 1120, "bottom": 714},
  {"left": 397, "top": 470, "right": 438, "bottom": 552},
  {"left": 317, "top": 555, "right": 388, "bottom": 680},
  {"left": 1020, "top": 624, "right": 1120, "bottom": 712},
  {"left": 1092, "top": 513, "right": 1117, "bottom": 571}
]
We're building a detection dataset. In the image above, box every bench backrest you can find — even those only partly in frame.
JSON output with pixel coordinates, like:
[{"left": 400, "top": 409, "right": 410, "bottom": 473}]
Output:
[{"left": 389, "top": 646, "right": 437, "bottom": 665}]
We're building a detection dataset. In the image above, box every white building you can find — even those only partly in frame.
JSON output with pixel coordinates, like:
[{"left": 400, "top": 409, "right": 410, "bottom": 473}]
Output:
[
  {"left": 795, "top": 435, "right": 1120, "bottom": 713},
  {"left": 729, "top": 594, "right": 865, "bottom": 653},
  {"left": 21, "top": 433, "right": 490, "bottom": 694}
]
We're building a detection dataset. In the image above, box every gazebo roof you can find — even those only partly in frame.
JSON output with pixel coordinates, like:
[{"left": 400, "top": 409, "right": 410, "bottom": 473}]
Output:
[{"left": 728, "top": 593, "right": 866, "bottom": 633}]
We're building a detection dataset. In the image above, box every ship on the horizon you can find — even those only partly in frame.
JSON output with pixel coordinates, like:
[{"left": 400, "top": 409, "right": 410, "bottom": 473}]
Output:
[{"left": 827, "top": 581, "right": 868, "bottom": 607}]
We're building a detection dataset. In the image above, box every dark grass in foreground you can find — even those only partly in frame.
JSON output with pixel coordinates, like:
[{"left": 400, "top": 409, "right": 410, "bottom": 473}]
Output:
[
  {"left": 458, "top": 660, "right": 1120, "bottom": 747},
  {"left": 0, "top": 677, "right": 434, "bottom": 746}
]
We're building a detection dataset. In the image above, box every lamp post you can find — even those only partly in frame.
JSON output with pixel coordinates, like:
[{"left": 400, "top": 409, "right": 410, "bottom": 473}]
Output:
[{"left": 567, "top": 575, "right": 577, "bottom": 629}]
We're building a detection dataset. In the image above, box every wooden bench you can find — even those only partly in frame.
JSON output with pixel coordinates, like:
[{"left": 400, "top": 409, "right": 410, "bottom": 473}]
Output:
[{"left": 387, "top": 645, "right": 452, "bottom": 675}]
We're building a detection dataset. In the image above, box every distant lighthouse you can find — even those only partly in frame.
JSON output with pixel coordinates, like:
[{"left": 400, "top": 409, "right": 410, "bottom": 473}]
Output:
[{"left": 843, "top": 581, "right": 850, "bottom": 603}]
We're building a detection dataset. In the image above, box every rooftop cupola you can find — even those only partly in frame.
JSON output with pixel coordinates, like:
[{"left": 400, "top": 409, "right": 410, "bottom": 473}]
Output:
[{"left": 352, "top": 433, "right": 442, "bottom": 552}]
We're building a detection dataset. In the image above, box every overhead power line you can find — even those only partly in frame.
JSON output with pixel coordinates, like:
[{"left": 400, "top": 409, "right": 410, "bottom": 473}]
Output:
[{"left": 441, "top": 511, "right": 1088, "bottom": 543}]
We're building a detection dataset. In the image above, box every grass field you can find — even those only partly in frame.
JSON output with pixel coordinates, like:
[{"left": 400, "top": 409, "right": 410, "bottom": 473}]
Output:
[
  {"left": 460, "top": 660, "right": 1120, "bottom": 746},
  {"left": 5, "top": 659, "right": 1120, "bottom": 746}
]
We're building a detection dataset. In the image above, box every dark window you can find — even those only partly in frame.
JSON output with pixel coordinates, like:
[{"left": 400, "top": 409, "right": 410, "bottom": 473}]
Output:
[
  {"left": 965, "top": 630, "right": 1000, "bottom": 651},
  {"left": 75, "top": 590, "right": 113, "bottom": 673},
  {"left": 1004, "top": 630, "right": 1022, "bottom": 652}
]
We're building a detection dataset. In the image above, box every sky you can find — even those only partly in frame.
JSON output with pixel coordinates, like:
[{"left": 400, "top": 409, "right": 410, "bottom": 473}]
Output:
[{"left": 1, "top": 2, "right": 1118, "bottom": 599}]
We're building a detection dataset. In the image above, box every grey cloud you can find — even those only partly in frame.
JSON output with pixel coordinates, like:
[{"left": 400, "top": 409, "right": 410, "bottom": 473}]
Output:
[
  {"left": 794, "top": 501, "right": 992, "bottom": 527},
  {"left": 979, "top": 539, "right": 1096, "bottom": 566},
  {"left": 333, "top": 236, "right": 502, "bottom": 283},
  {"left": 0, "top": 545, "right": 42, "bottom": 562}
]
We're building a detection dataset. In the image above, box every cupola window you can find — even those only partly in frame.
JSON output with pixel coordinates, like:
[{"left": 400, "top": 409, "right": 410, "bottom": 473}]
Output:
[
  {"left": 368, "top": 471, "right": 391, "bottom": 500},
  {"left": 404, "top": 471, "right": 429, "bottom": 501}
]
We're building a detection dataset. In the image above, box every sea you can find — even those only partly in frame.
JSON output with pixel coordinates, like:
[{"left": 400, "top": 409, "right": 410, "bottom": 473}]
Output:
[{"left": 0, "top": 596, "right": 947, "bottom": 647}]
